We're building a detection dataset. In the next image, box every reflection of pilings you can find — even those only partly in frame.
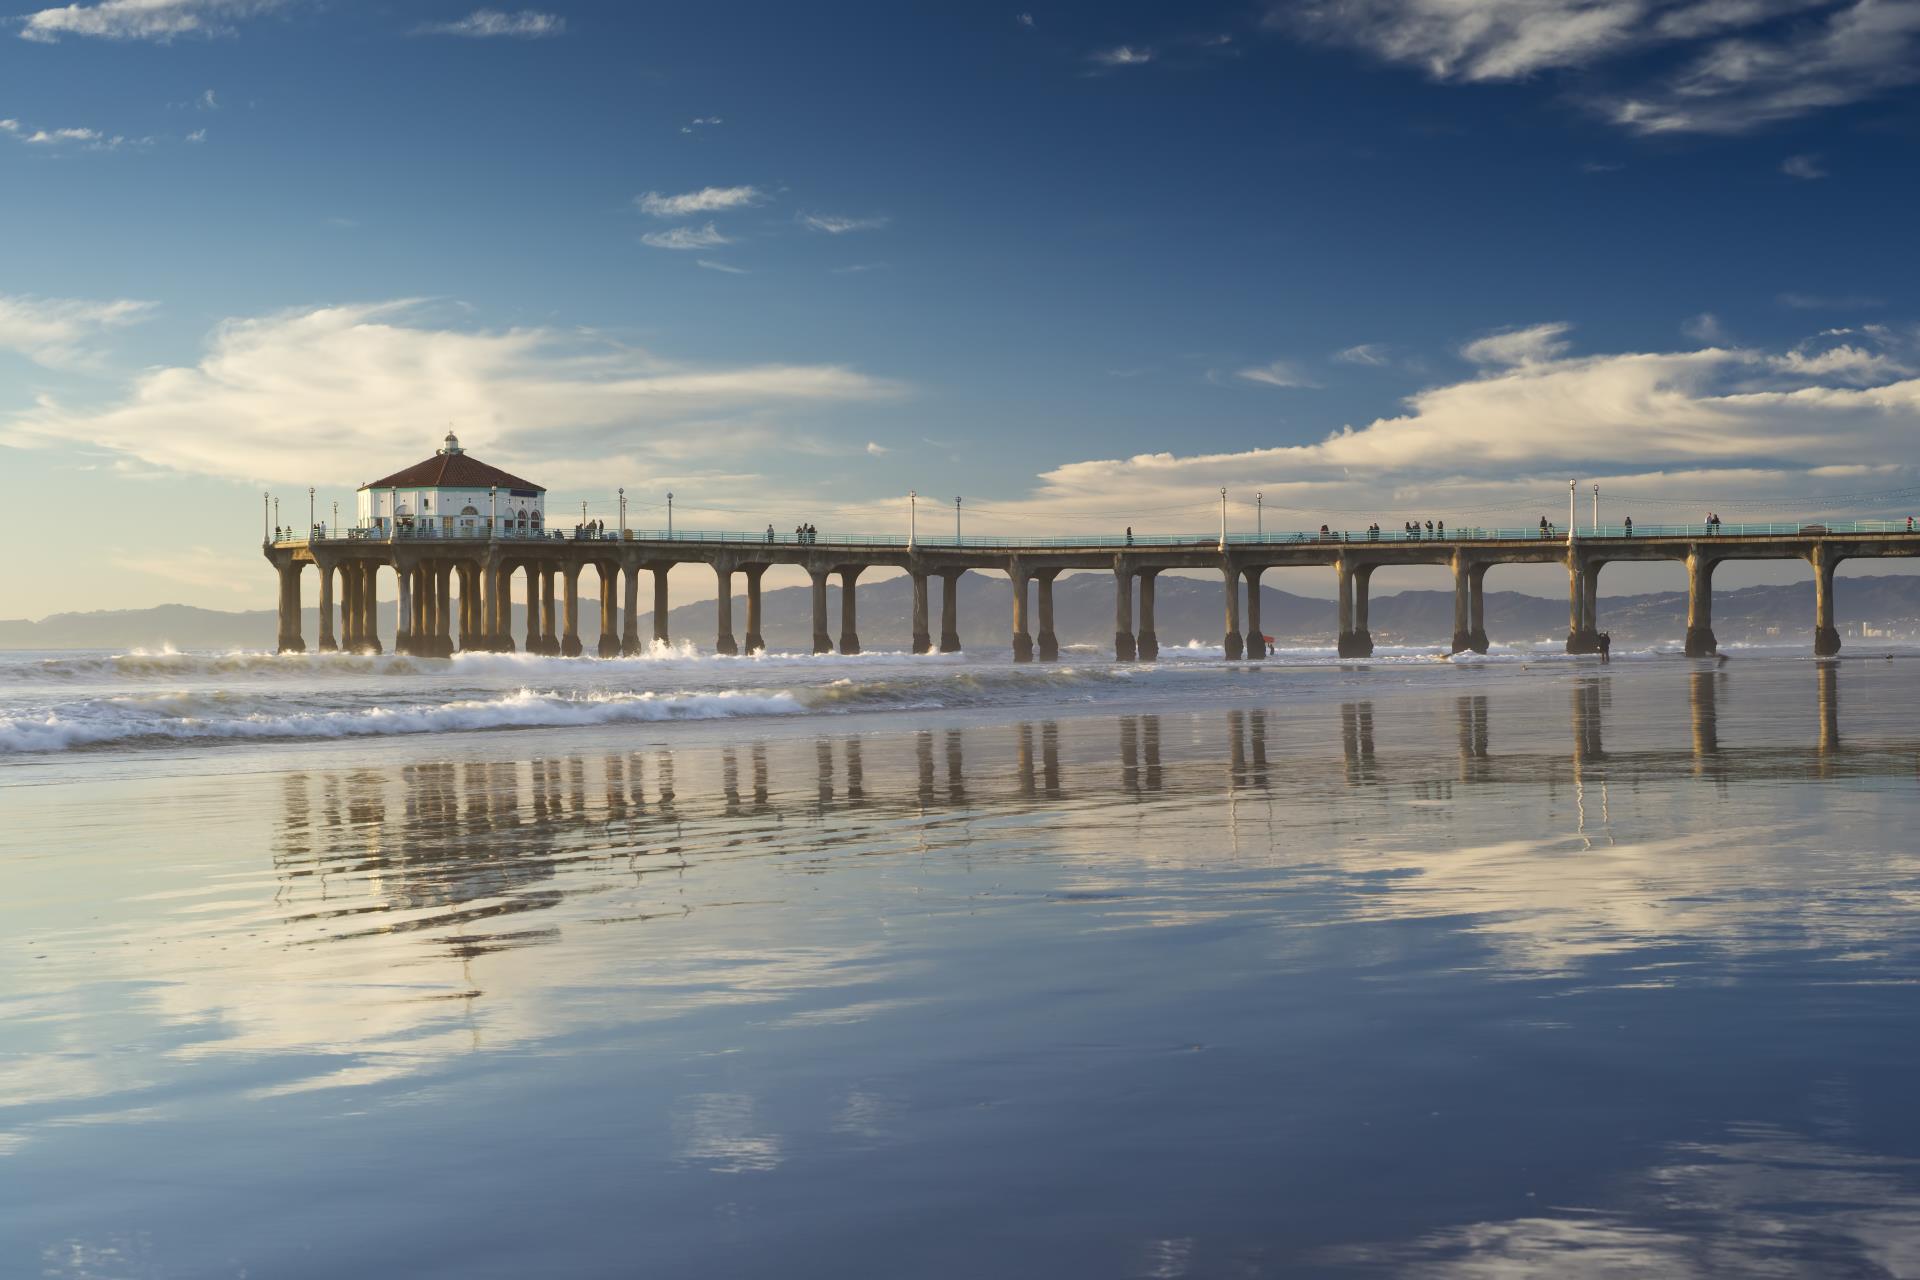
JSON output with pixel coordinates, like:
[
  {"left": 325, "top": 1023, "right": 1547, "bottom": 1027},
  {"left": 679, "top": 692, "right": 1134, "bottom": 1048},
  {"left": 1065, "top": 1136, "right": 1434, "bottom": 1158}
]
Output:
[
  {"left": 1572, "top": 677, "right": 1606, "bottom": 764},
  {"left": 1226, "top": 710, "right": 1271, "bottom": 789},
  {"left": 1042, "top": 721, "right": 1062, "bottom": 797},
  {"left": 1340, "top": 701, "right": 1376, "bottom": 784},
  {"left": 916, "top": 730, "right": 935, "bottom": 805},
  {"left": 1818, "top": 662, "right": 1840, "bottom": 755},
  {"left": 753, "top": 742, "right": 770, "bottom": 808},
  {"left": 722, "top": 748, "right": 741, "bottom": 814},
  {"left": 1455, "top": 694, "right": 1490, "bottom": 784},
  {"left": 1121, "top": 715, "right": 1140, "bottom": 794},
  {"left": 843, "top": 738, "right": 863, "bottom": 803},
  {"left": 1690, "top": 671, "right": 1719, "bottom": 763},
  {"left": 1017, "top": 722, "right": 1036, "bottom": 798},
  {"left": 944, "top": 729, "right": 965, "bottom": 803},
  {"left": 816, "top": 739, "right": 834, "bottom": 808},
  {"left": 1142, "top": 714, "right": 1162, "bottom": 791}
]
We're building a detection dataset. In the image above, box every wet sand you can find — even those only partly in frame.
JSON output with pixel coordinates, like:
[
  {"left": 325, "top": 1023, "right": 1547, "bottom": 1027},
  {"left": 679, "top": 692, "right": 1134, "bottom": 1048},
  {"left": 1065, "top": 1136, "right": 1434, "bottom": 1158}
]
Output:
[{"left": 5, "top": 658, "right": 1920, "bottom": 1276}]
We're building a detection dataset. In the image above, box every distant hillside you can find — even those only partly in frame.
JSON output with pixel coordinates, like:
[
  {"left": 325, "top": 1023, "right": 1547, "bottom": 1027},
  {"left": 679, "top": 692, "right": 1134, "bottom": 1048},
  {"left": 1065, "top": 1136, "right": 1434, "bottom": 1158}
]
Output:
[{"left": 8, "top": 571, "right": 1920, "bottom": 653}]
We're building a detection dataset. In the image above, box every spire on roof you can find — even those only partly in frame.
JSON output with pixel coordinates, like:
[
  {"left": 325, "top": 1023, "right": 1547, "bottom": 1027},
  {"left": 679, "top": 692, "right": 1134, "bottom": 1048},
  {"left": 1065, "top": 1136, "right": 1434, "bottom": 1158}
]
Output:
[{"left": 440, "top": 429, "right": 464, "bottom": 455}]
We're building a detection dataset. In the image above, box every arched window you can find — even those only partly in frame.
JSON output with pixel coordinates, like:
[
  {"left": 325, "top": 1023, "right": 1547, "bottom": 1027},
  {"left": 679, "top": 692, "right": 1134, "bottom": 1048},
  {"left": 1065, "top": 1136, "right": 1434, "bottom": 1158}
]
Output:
[{"left": 461, "top": 506, "right": 480, "bottom": 516}]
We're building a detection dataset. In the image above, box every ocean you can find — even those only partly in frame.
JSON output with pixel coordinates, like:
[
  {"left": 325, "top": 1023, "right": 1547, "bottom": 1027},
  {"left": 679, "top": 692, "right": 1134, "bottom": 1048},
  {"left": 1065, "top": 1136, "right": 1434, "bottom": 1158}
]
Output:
[{"left": 5, "top": 641, "right": 1920, "bottom": 1276}]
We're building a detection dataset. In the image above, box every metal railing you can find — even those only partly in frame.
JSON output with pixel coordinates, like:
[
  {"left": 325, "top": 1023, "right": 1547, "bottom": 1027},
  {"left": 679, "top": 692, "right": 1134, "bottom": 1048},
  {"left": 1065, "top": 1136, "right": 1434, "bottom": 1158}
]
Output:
[{"left": 268, "top": 518, "right": 1920, "bottom": 550}]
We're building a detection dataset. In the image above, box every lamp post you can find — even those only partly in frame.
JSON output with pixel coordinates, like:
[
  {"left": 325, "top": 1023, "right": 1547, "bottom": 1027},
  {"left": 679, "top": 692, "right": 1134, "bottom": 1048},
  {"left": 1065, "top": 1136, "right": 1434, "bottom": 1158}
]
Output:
[
  {"left": 954, "top": 496, "right": 962, "bottom": 543},
  {"left": 308, "top": 487, "right": 314, "bottom": 539},
  {"left": 1256, "top": 491, "right": 1263, "bottom": 537},
  {"left": 489, "top": 484, "right": 497, "bottom": 538},
  {"left": 909, "top": 490, "right": 917, "bottom": 548},
  {"left": 667, "top": 491, "right": 674, "bottom": 538},
  {"left": 332, "top": 500, "right": 338, "bottom": 535},
  {"left": 1592, "top": 483, "right": 1600, "bottom": 535},
  {"left": 1568, "top": 479, "right": 1577, "bottom": 545},
  {"left": 273, "top": 496, "right": 280, "bottom": 538},
  {"left": 618, "top": 487, "right": 626, "bottom": 539},
  {"left": 262, "top": 492, "right": 269, "bottom": 544},
  {"left": 1219, "top": 487, "right": 1228, "bottom": 551}
]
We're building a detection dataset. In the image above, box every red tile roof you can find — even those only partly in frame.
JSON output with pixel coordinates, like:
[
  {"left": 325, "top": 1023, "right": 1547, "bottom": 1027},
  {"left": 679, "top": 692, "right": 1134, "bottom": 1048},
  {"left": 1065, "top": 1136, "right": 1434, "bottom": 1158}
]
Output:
[{"left": 360, "top": 452, "right": 544, "bottom": 492}]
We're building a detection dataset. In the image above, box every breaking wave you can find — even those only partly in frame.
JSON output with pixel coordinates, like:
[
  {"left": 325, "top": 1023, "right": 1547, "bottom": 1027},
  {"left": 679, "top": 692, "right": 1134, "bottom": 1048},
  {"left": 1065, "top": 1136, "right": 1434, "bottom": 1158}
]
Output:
[{"left": 0, "top": 687, "right": 806, "bottom": 755}]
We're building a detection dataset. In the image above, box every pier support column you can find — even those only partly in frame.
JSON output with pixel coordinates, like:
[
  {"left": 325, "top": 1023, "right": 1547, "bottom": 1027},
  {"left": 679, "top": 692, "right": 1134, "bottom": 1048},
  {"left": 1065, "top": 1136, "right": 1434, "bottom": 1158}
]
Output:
[
  {"left": 1335, "top": 560, "right": 1355, "bottom": 658},
  {"left": 1114, "top": 565, "right": 1136, "bottom": 661},
  {"left": 1566, "top": 558, "right": 1601, "bottom": 654},
  {"left": 316, "top": 564, "right": 337, "bottom": 652},
  {"left": 838, "top": 567, "right": 862, "bottom": 655},
  {"left": 456, "top": 564, "right": 475, "bottom": 652},
  {"left": 744, "top": 565, "right": 766, "bottom": 654},
  {"left": 910, "top": 573, "right": 931, "bottom": 654},
  {"left": 561, "top": 564, "right": 582, "bottom": 657},
  {"left": 1243, "top": 567, "right": 1266, "bottom": 659},
  {"left": 1468, "top": 563, "right": 1489, "bottom": 653},
  {"left": 621, "top": 565, "right": 641, "bottom": 655},
  {"left": 1137, "top": 571, "right": 1159, "bottom": 661},
  {"left": 339, "top": 564, "right": 358, "bottom": 651},
  {"left": 540, "top": 567, "right": 558, "bottom": 655},
  {"left": 598, "top": 565, "right": 620, "bottom": 657},
  {"left": 1010, "top": 568, "right": 1033, "bottom": 663},
  {"left": 435, "top": 563, "right": 455, "bottom": 656},
  {"left": 521, "top": 565, "right": 539, "bottom": 652},
  {"left": 1684, "top": 549, "right": 1718, "bottom": 657},
  {"left": 1222, "top": 564, "right": 1243, "bottom": 660},
  {"left": 1450, "top": 554, "right": 1472, "bottom": 654},
  {"left": 653, "top": 566, "right": 672, "bottom": 647},
  {"left": 276, "top": 562, "right": 306, "bottom": 653},
  {"left": 359, "top": 563, "right": 382, "bottom": 654},
  {"left": 939, "top": 572, "right": 962, "bottom": 653},
  {"left": 814, "top": 568, "right": 837, "bottom": 652},
  {"left": 491, "top": 564, "right": 514, "bottom": 652},
  {"left": 1036, "top": 570, "right": 1059, "bottom": 661},
  {"left": 395, "top": 562, "right": 414, "bottom": 656},
  {"left": 714, "top": 564, "right": 738, "bottom": 656},
  {"left": 1812, "top": 544, "right": 1841, "bottom": 656},
  {"left": 1350, "top": 565, "right": 1375, "bottom": 657}
]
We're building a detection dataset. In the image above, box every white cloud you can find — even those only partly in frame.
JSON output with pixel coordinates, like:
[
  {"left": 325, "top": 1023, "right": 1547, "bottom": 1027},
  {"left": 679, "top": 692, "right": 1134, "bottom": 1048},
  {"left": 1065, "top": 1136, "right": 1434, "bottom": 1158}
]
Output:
[
  {"left": 1781, "top": 152, "right": 1827, "bottom": 179},
  {"left": 641, "top": 223, "right": 730, "bottom": 250},
  {"left": 0, "top": 293, "right": 155, "bottom": 368},
  {"left": 1682, "top": 312, "right": 1730, "bottom": 344},
  {"left": 20, "top": 0, "right": 283, "bottom": 42},
  {"left": 415, "top": 9, "right": 564, "bottom": 37},
  {"left": 0, "top": 118, "right": 122, "bottom": 148},
  {"left": 695, "top": 259, "right": 747, "bottom": 274},
  {"left": 1090, "top": 44, "right": 1155, "bottom": 66},
  {"left": 864, "top": 441, "right": 888, "bottom": 456},
  {"left": 636, "top": 185, "right": 763, "bottom": 218},
  {"left": 1277, "top": 0, "right": 1920, "bottom": 134},
  {"left": 199, "top": 88, "right": 218, "bottom": 109},
  {"left": 185, "top": 127, "right": 206, "bottom": 143},
  {"left": 680, "top": 116, "right": 723, "bottom": 134},
  {"left": 1236, "top": 359, "right": 1320, "bottom": 389},
  {"left": 1, "top": 301, "right": 906, "bottom": 485},
  {"left": 799, "top": 213, "right": 889, "bottom": 234},
  {"left": 1461, "top": 321, "right": 1572, "bottom": 367},
  {"left": 1333, "top": 343, "right": 1390, "bottom": 366},
  {"left": 1017, "top": 12, "right": 1034, "bottom": 27}
]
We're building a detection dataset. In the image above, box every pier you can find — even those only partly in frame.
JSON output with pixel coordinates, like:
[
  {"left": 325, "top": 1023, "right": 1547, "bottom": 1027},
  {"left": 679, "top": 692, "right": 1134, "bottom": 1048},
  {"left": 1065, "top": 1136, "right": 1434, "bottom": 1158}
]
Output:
[{"left": 264, "top": 520, "right": 1920, "bottom": 660}]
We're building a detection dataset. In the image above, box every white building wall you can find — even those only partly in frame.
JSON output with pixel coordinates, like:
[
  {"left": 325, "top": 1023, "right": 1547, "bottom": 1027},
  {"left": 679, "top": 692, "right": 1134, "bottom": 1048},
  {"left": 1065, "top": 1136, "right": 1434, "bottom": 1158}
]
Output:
[{"left": 356, "top": 486, "right": 545, "bottom": 533}]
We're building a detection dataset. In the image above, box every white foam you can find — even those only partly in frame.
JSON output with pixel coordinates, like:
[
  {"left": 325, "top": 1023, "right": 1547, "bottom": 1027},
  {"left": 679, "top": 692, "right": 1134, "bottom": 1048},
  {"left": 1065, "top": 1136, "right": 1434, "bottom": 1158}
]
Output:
[{"left": 0, "top": 687, "right": 805, "bottom": 755}]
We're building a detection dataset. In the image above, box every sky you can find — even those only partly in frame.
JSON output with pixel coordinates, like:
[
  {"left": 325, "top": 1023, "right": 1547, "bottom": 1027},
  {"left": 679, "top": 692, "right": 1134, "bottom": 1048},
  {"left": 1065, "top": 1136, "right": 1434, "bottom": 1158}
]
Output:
[{"left": 4, "top": 0, "right": 1920, "bottom": 616}]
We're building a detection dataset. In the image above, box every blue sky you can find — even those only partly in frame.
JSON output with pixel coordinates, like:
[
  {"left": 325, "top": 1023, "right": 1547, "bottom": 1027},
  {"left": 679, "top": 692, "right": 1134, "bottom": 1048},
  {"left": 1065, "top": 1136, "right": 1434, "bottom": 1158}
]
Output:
[{"left": 4, "top": 0, "right": 1919, "bottom": 614}]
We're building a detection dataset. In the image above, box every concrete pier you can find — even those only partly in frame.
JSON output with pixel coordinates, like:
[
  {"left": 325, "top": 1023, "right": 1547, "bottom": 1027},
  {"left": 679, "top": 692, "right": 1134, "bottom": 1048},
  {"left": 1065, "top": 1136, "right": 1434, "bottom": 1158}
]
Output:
[
  {"left": 838, "top": 567, "right": 861, "bottom": 655},
  {"left": 1685, "top": 549, "right": 1717, "bottom": 657},
  {"left": 714, "top": 564, "right": 738, "bottom": 656},
  {"left": 1010, "top": 566, "right": 1033, "bottom": 663},
  {"left": 910, "top": 573, "right": 931, "bottom": 655},
  {"left": 1243, "top": 567, "right": 1266, "bottom": 659},
  {"left": 1221, "top": 565, "right": 1243, "bottom": 660},
  {"left": 1136, "top": 570, "right": 1158, "bottom": 661},
  {"left": 268, "top": 522, "right": 1920, "bottom": 660},
  {"left": 1036, "top": 570, "right": 1059, "bottom": 661},
  {"left": 939, "top": 572, "right": 961, "bottom": 653}
]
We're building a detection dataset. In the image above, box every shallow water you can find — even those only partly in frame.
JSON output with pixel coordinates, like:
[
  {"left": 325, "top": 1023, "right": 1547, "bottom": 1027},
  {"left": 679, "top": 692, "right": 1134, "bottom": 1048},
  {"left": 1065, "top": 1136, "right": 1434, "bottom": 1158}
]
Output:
[{"left": 4, "top": 652, "right": 1920, "bottom": 1276}]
